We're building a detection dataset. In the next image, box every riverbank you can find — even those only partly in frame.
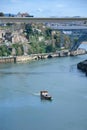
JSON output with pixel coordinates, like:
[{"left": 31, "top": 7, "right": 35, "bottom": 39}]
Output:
[{"left": 0, "top": 49, "right": 86, "bottom": 63}]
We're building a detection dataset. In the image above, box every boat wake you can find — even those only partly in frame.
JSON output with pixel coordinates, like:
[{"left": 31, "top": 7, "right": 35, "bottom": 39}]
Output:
[
  {"left": 32, "top": 92, "right": 40, "bottom": 96},
  {"left": 12, "top": 89, "right": 40, "bottom": 97}
]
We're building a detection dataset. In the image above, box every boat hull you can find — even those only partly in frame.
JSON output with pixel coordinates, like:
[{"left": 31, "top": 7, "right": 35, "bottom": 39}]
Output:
[{"left": 41, "top": 95, "right": 52, "bottom": 100}]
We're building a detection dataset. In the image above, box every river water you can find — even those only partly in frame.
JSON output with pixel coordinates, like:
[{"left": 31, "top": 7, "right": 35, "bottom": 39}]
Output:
[{"left": 0, "top": 54, "right": 87, "bottom": 130}]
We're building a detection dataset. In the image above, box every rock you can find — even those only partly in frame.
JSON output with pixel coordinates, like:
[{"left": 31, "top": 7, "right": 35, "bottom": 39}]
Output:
[
  {"left": 70, "top": 49, "right": 86, "bottom": 56},
  {"left": 12, "top": 33, "right": 28, "bottom": 43},
  {"left": 77, "top": 60, "right": 87, "bottom": 75}
]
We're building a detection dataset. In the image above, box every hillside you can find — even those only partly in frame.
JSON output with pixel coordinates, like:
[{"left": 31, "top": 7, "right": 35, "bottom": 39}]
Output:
[{"left": 0, "top": 23, "right": 71, "bottom": 56}]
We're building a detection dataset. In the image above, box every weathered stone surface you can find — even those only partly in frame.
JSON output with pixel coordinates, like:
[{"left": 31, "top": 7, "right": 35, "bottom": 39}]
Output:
[
  {"left": 0, "top": 56, "right": 15, "bottom": 63},
  {"left": 59, "top": 51, "right": 70, "bottom": 57},
  {"left": 70, "top": 49, "right": 86, "bottom": 56},
  {"left": 12, "top": 33, "right": 28, "bottom": 43},
  {"left": 0, "top": 28, "right": 28, "bottom": 44},
  {"left": 0, "top": 30, "right": 5, "bottom": 43},
  {"left": 16, "top": 56, "right": 34, "bottom": 62}
]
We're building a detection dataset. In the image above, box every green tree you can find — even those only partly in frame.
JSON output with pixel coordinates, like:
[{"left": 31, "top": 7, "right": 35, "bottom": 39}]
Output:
[
  {"left": 1, "top": 45, "right": 8, "bottom": 56},
  {"left": 25, "top": 24, "right": 33, "bottom": 39},
  {"left": 12, "top": 44, "right": 24, "bottom": 56},
  {"left": 54, "top": 35, "right": 61, "bottom": 48},
  {"left": 46, "top": 44, "right": 54, "bottom": 53},
  {"left": 0, "top": 50, "right": 2, "bottom": 56},
  {"left": 45, "top": 28, "right": 52, "bottom": 37},
  {"left": 0, "top": 12, "right": 4, "bottom": 17}
]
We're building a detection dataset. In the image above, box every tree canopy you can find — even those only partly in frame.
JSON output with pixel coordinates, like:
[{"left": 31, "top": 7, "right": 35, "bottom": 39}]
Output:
[{"left": 0, "top": 12, "right": 4, "bottom": 17}]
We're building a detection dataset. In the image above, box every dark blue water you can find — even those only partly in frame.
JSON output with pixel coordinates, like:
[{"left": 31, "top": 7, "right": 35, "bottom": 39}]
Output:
[{"left": 0, "top": 55, "right": 87, "bottom": 130}]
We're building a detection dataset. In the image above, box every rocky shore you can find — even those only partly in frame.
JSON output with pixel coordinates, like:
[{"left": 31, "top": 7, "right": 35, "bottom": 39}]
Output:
[
  {"left": 77, "top": 60, "right": 87, "bottom": 76},
  {"left": 0, "top": 48, "right": 86, "bottom": 63},
  {"left": 70, "top": 48, "right": 86, "bottom": 56}
]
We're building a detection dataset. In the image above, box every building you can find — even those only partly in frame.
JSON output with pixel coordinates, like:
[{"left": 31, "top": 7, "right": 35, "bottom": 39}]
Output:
[{"left": 16, "top": 12, "right": 33, "bottom": 17}]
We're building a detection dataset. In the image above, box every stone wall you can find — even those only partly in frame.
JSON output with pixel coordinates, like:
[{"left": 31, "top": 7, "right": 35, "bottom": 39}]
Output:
[
  {"left": 16, "top": 55, "right": 36, "bottom": 62},
  {"left": 70, "top": 49, "right": 86, "bottom": 56},
  {"left": 0, "top": 57, "right": 15, "bottom": 63}
]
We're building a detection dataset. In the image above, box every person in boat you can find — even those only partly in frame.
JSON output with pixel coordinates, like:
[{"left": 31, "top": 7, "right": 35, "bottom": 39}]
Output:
[{"left": 42, "top": 92, "right": 48, "bottom": 96}]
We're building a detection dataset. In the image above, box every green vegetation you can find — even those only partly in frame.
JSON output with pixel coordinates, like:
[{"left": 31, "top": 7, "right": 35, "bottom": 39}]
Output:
[
  {"left": 12, "top": 44, "right": 24, "bottom": 56},
  {"left": 0, "top": 45, "right": 11, "bottom": 56},
  {"left": 0, "top": 23, "right": 71, "bottom": 56},
  {"left": 25, "top": 24, "right": 33, "bottom": 39},
  {"left": 0, "top": 12, "right": 4, "bottom": 17},
  {"left": 24, "top": 24, "right": 71, "bottom": 54}
]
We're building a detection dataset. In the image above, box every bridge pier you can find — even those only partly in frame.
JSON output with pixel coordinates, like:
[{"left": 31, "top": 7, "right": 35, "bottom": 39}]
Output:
[{"left": 60, "top": 31, "right": 64, "bottom": 48}]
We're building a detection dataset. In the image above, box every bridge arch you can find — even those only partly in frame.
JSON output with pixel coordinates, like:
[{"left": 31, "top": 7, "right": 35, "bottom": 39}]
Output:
[{"left": 70, "top": 33, "right": 87, "bottom": 51}]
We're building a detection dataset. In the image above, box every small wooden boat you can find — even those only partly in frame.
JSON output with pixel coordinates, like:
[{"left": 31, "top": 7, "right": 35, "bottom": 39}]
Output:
[{"left": 40, "top": 91, "right": 52, "bottom": 100}]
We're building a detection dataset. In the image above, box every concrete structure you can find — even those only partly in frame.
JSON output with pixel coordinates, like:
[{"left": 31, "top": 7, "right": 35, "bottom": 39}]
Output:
[
  {"left": 0, "top": 17, "right": 87, "bottom": 23},
  {"left": 0, "top": 56, "right": 16, "bottom": 63},
  {"left": 50, "top": 25, "right": 87, "bottom": 51}
]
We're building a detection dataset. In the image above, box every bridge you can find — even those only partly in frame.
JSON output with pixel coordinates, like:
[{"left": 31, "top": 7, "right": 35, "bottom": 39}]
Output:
[
  {"left": 0, "top": 17, "right": 87, "bottom": 51},
  {"left": 0, "top": 17, "right": 87, "bottom": 23},
  {"left": 51, "top": 25, "right": 87, "bottom": 31},
  {"left": 50, "top": 25, "right": 87, "bottom": 51}
]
